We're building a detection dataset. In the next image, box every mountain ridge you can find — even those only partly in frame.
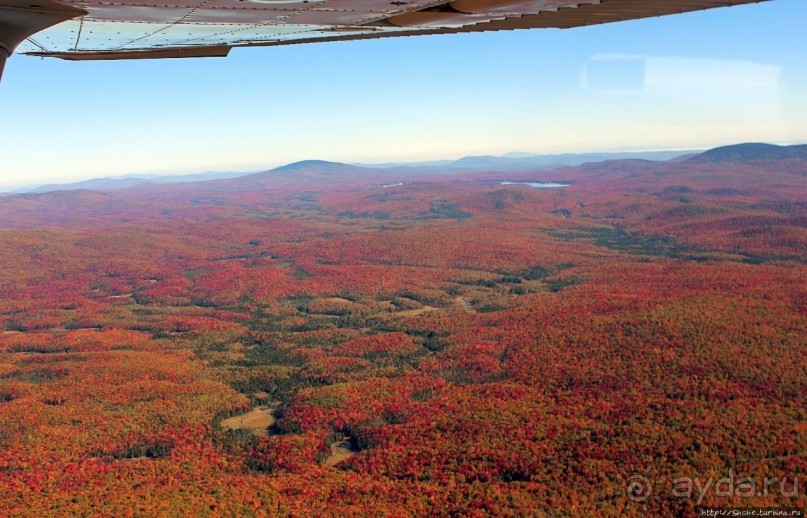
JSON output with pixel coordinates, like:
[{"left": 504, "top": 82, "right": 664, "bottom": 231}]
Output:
[{"left": 688, "top": 143, "right": 807, "bottom": 162}]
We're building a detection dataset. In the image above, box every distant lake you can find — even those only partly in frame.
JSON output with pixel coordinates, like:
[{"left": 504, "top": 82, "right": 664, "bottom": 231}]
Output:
[
  {"left": 500, "top": 181, "right": 569, "bottom": 189},
  {"left": 382, "top": 182, "right": 404, "bottom": 188}
]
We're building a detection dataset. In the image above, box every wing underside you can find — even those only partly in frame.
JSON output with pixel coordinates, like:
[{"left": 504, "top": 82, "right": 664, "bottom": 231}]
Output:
[{"left": 9, "top": 0, "right": 767, "bottom": 60}]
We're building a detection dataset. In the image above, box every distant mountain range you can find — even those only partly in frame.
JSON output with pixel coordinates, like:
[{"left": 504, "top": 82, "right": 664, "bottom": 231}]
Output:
[
  {"left": 5, "top": 150, "right": 696, "bottom": 194},
  {"left": 353, "top": 149, "right": 695, "bottom": 170},
  {"left": 9, "top": 171, "right": 254, "bottom": 194},
  {"left": 4, "top": 143, "right": 804, "bottom": 194}
]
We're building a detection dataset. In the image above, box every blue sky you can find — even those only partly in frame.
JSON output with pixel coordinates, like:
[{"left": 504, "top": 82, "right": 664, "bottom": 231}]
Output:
[{"left": 1, "top": 0, "right": 805, "bottom": 189}]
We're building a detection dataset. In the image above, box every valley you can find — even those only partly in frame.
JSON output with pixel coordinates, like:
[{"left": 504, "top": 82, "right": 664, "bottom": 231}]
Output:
[{"left": 0, "top": 144, "right": 804, "bottom": 515}]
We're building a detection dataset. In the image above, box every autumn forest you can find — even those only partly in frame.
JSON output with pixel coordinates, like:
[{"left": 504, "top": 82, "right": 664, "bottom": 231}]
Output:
[{"left": 0, "top": 145, "right": 804, "bottom": 516}]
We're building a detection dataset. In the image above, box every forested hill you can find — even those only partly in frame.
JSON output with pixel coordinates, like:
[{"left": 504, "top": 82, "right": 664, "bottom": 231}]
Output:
[{"left": 688, "top": 142, "right": 807, "bottom": 162}]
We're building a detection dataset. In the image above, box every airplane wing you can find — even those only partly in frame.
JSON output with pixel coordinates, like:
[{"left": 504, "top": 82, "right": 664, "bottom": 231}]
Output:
[{"left": 0, "top": 0, "right": 768, "bottom": 76}]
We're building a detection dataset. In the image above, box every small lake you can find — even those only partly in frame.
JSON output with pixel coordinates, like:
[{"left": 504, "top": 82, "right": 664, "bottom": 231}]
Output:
[{"left": 500, "top": 181, "right": 570, "bottom": 189}]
